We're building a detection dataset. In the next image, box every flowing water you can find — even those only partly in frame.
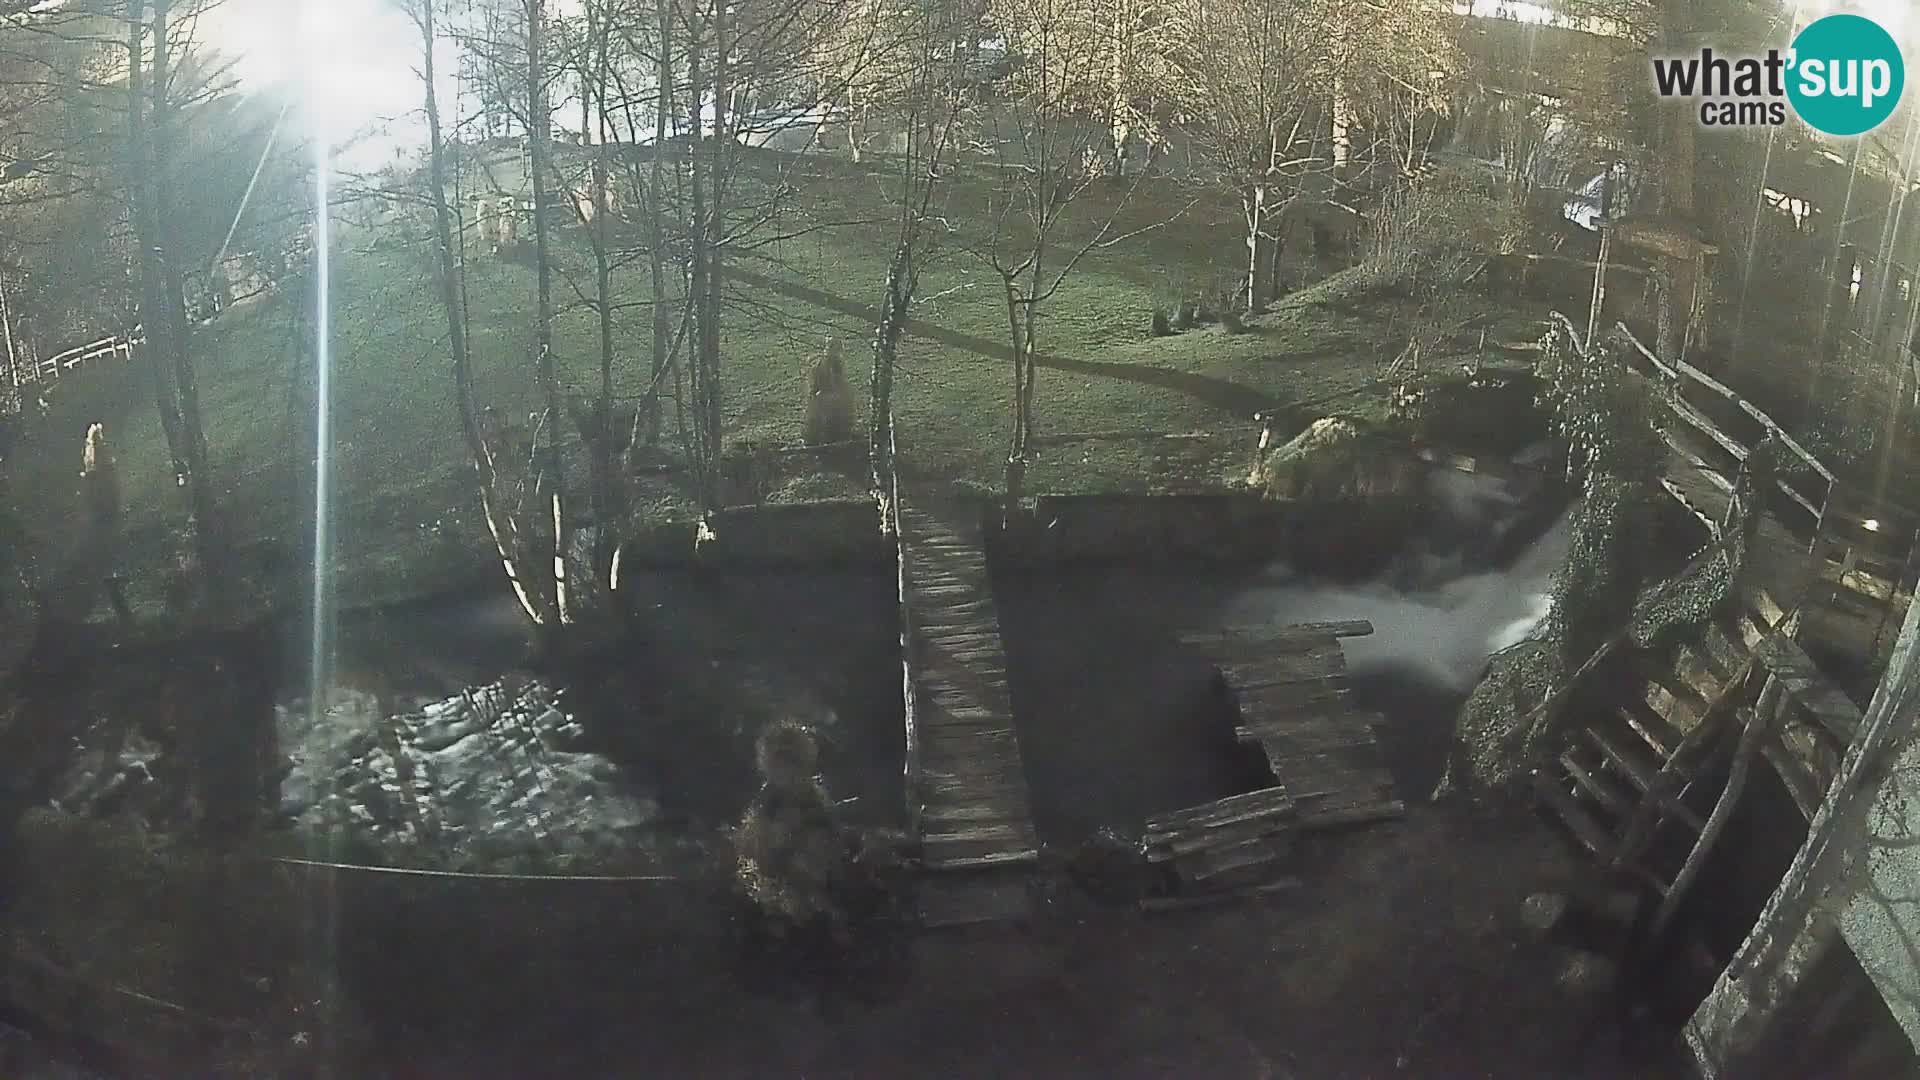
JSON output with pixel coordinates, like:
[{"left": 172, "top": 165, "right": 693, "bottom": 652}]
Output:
[{"left": 998, "top": 454, "right": 1571, "bottom": 841}]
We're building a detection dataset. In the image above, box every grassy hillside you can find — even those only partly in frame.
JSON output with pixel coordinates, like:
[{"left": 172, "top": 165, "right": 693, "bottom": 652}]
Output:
[{"left": 7, "top": 153, "right": 1553, "bottom": 614}]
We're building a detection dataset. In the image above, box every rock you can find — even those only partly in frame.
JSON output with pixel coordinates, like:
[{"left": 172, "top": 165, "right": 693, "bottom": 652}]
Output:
[
  {"left": 1256, "top": 417, "right": 1421, "bottom": 502},
  {"left": 1554, "top": 948, "right": 1618, "bottom": 997},
  {"left": 1520, "top": 891, "right": 1568, "bottom": 936}
]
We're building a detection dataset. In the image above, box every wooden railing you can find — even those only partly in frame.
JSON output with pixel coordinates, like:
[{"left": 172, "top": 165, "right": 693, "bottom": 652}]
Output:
[
  {"left": 4, "top": 331, "right": 142, "bottom": 389},
  {"left": 1548, "top": 310, "right": 1837, "bottom": 544},
  {"left": 1610, "top": 320, "right": 1837, "bottom": 542},
  {"left": 1551, "top": 311, "right": 1920, "bottom": 648}
]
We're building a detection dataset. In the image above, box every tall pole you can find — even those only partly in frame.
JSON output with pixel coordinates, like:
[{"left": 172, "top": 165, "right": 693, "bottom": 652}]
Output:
[
  {"left": 0, "top": 274, "right": 16, "bottom": 387},
  {"left": 1587, "top": 164, "right": 1615, "bottom": 347}
]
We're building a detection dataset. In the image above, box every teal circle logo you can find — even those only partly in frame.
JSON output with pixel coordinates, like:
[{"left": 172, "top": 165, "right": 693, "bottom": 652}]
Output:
[{"left": 1787, "top": 14, "right": 1905, "bottom": 136}]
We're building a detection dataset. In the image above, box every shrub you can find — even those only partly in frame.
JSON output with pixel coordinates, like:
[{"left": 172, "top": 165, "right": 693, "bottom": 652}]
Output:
[{"left": 1363, "top": 167, "right": 1523, "bottom": 294}]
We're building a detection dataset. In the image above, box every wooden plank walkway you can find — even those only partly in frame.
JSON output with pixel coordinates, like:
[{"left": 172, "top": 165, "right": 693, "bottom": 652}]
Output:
[
  {"left": 1184, "top": 620, "right": 1405, "bottom": 830},
  {"left": 1181, "top": 620, "right": 1404, "bottom": 829},
  {"left": 1138, "top": 621, "right": 1401, "bottom": 910},
  {"left": 897, "top": 495, "right": 1039, "bottom": 928}
]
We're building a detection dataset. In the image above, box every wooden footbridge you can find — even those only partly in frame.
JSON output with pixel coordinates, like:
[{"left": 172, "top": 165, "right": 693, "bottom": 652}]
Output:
[
  {"left": 1142, "top": 620, "right": 1403, "bottom": 907},
  {"left": 895, "top": 492, "right": 1040, "bottom": 929}
]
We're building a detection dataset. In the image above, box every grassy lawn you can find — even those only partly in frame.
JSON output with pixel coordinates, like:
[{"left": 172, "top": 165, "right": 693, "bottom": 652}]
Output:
[{"left": 6, "top": 151, "right": 1556, "bottom": 614}]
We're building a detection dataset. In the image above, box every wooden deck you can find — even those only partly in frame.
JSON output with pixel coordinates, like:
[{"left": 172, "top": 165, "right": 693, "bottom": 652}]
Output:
[
  {"left": 897, "top": 495, "right": 1039, "bottom": 928},
  {"left": 1141, "top": 621, "right": 1402, "bottom": 908}
]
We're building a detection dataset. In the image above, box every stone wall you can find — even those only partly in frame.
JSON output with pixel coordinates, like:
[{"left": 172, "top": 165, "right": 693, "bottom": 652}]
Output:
[{"left": 989, "top": 493, "right": 1426, "bottom": 578}]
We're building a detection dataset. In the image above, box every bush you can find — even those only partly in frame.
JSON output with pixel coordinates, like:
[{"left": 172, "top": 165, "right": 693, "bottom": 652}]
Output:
[
  {"left": 1538, "top": 333, "right": 1668, "bottom": 491},
  {"left": 1437, "top": 639, "right": 1565, "bottom": 800},
  {"left": 734, "top": 721, "right": 844, "bottom": 929},
  {"left": 1363, "top": 167, "right": 1524, "bottom": 294}
]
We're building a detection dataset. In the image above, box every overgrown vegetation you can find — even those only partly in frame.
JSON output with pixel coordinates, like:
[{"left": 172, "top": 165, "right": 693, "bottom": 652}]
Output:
[{"left": 1440, "top": 330, "right": 1674, "bottom": 799}]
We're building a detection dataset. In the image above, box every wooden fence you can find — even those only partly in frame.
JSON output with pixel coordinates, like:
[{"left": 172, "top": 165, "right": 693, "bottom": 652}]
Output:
[
  {"left": 1549, "top": 310, "right": 1838, "bottom": 541},
  {"left": 4, "top": 331, "right": 142, "bottom": 391},
  {"left": 1553, "top": 310, "right": 1920, "bottom": 650},
  {"left": 1609, "top": 319, "right": 1838, "bottom": 541}
]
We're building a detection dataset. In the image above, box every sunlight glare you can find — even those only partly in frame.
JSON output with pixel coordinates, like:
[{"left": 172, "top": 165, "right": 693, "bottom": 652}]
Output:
[{"left": 210, "top": 0, "right": 419, "bottom": 134}]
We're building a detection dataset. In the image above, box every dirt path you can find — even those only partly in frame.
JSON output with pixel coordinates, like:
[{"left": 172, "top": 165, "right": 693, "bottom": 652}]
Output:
[{"left": 391, "top": 807, "right": 1685, "bottom": 1079}]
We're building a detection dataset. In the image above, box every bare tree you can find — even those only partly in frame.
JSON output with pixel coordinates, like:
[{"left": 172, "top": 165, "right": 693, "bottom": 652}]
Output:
[
  {"left": 864, "top": 0, "right": 972, "bottom": 524},
  {"left": 524, "top": 0, "right": 575, "bottom": 624},
  {"left": 128, "top": 0, "right": 224, "bottom": 595},
  {"left": 977, "top": 0, "right": 1165, "bottom": 506},
  {"left": 1160, "top": 0, "right": 1327, "bottom": 314},
  {"left": 399, "top": 0, "right": 552, "bottom": 626}
]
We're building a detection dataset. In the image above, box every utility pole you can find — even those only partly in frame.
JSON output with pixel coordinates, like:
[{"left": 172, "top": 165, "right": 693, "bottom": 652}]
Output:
[{"left": 0, "top": 273, "right": 16, "bottom": 388}]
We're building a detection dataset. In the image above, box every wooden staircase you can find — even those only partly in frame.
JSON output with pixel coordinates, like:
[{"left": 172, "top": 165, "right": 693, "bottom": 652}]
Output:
[{"left": 1530, "top": 607, "right": 1766, "bottom": 904}]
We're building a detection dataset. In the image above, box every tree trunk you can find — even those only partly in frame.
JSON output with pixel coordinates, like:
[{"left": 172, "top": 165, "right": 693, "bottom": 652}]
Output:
[
  {"left": 419, "top": 0, "right": 542, "bottom": 626},
  {"left": 710, "top": 0, "right": 729, "bottom": 480},
  {"left": 125, "top": 1, "right": 186, "bottom": 484},
  {"left": 645, "top": 0, "right": 672, "bottom": 447},
  {"left": 1003, "top": 286, "right": 1027, "bottom": 508},
  {"left": 148, "top": 0, "right": 220, "bottom": 591},
  {"left": 586, "top": 4, "right": 620, "bottom": 588},
  {"left": 870, "top": 243, "right": 909, "bottom": 510},
  {"left": 1244, "top": 186, "right": 1267, "bottom": 313},
  {"left": 1330, "top": 77, "right": 1353, "bottom": 179},
  {"left": 685, "top": 3, "right": 718, "bottom": 509},
  {"left": 1655, "top": 9, "right": 1698, "bottom": 362},
  {"left": 527, "top": 0, "right": 573, "bottom": 624}
]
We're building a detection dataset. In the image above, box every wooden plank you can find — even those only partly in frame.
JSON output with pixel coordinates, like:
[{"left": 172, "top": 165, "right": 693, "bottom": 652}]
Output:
[
  {"left": 1585, "top": 725, "right": 1658, "bottom": 793},
  {"left": 1294, "top": 798, "right": 1405, "bottom": 829},
  {"left": 1149, "top": 817, "right": 1293, "bottom": 861},
  {"left": 1667, "top": 395, "right": 1750, "bottom": 466},
  {"left": 1619, "top": 702, "right": 1683, "bottom": 760},
  {"left": 1175, "top": 834, "right": 1292, "bottom": 884},
  {"left": 1139, "top": 877, "right": 1302, "bottom": 913},
  {"left": 1144, "top": 786, "right": 1294, "bottom": 833},
  {"left": 923, "top": 848, "right": 1039, "bottom": 872},
  {"left": 1561, "top": 751, "right": 1632, "bottom": 817},
  {"left": 1182, "top": 619, "right": 1373, "bottom": 642},
  {"left": 1227, "top": 680, "right": 1353, "bottom": 715},
  {"left": 1531, "top": 768, "right": 1613, "bottom": 858}
]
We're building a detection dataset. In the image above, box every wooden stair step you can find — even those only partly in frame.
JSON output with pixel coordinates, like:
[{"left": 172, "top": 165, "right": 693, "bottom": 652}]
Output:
[
  {"left": 1293, "top": 795, "right": 1404, "bottom": 829},
  {"left": 1586, "top": 726, "right": 1661, "bottom": 792},
  {"left": 1560, "top": 750, "right": 1633, "bottom": 818},
  {"left": 1645, "top": 675, "right": 1709, "bottom": 731},
  {"left": 1587, "top": 726, "right": 1707, "bottom": 833},
  {"left": 1672, "top": 643, "right": 1730, "bottom": 702},
  {"left": 1531, "top": 768, "right": 1613, "bottom": 859},
  {"left": 1618, "top": 703, "right": 1683, "bottom": 760},
  {"left": 1700, "top": 619, "right": 1750, "bottom": 675}
]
